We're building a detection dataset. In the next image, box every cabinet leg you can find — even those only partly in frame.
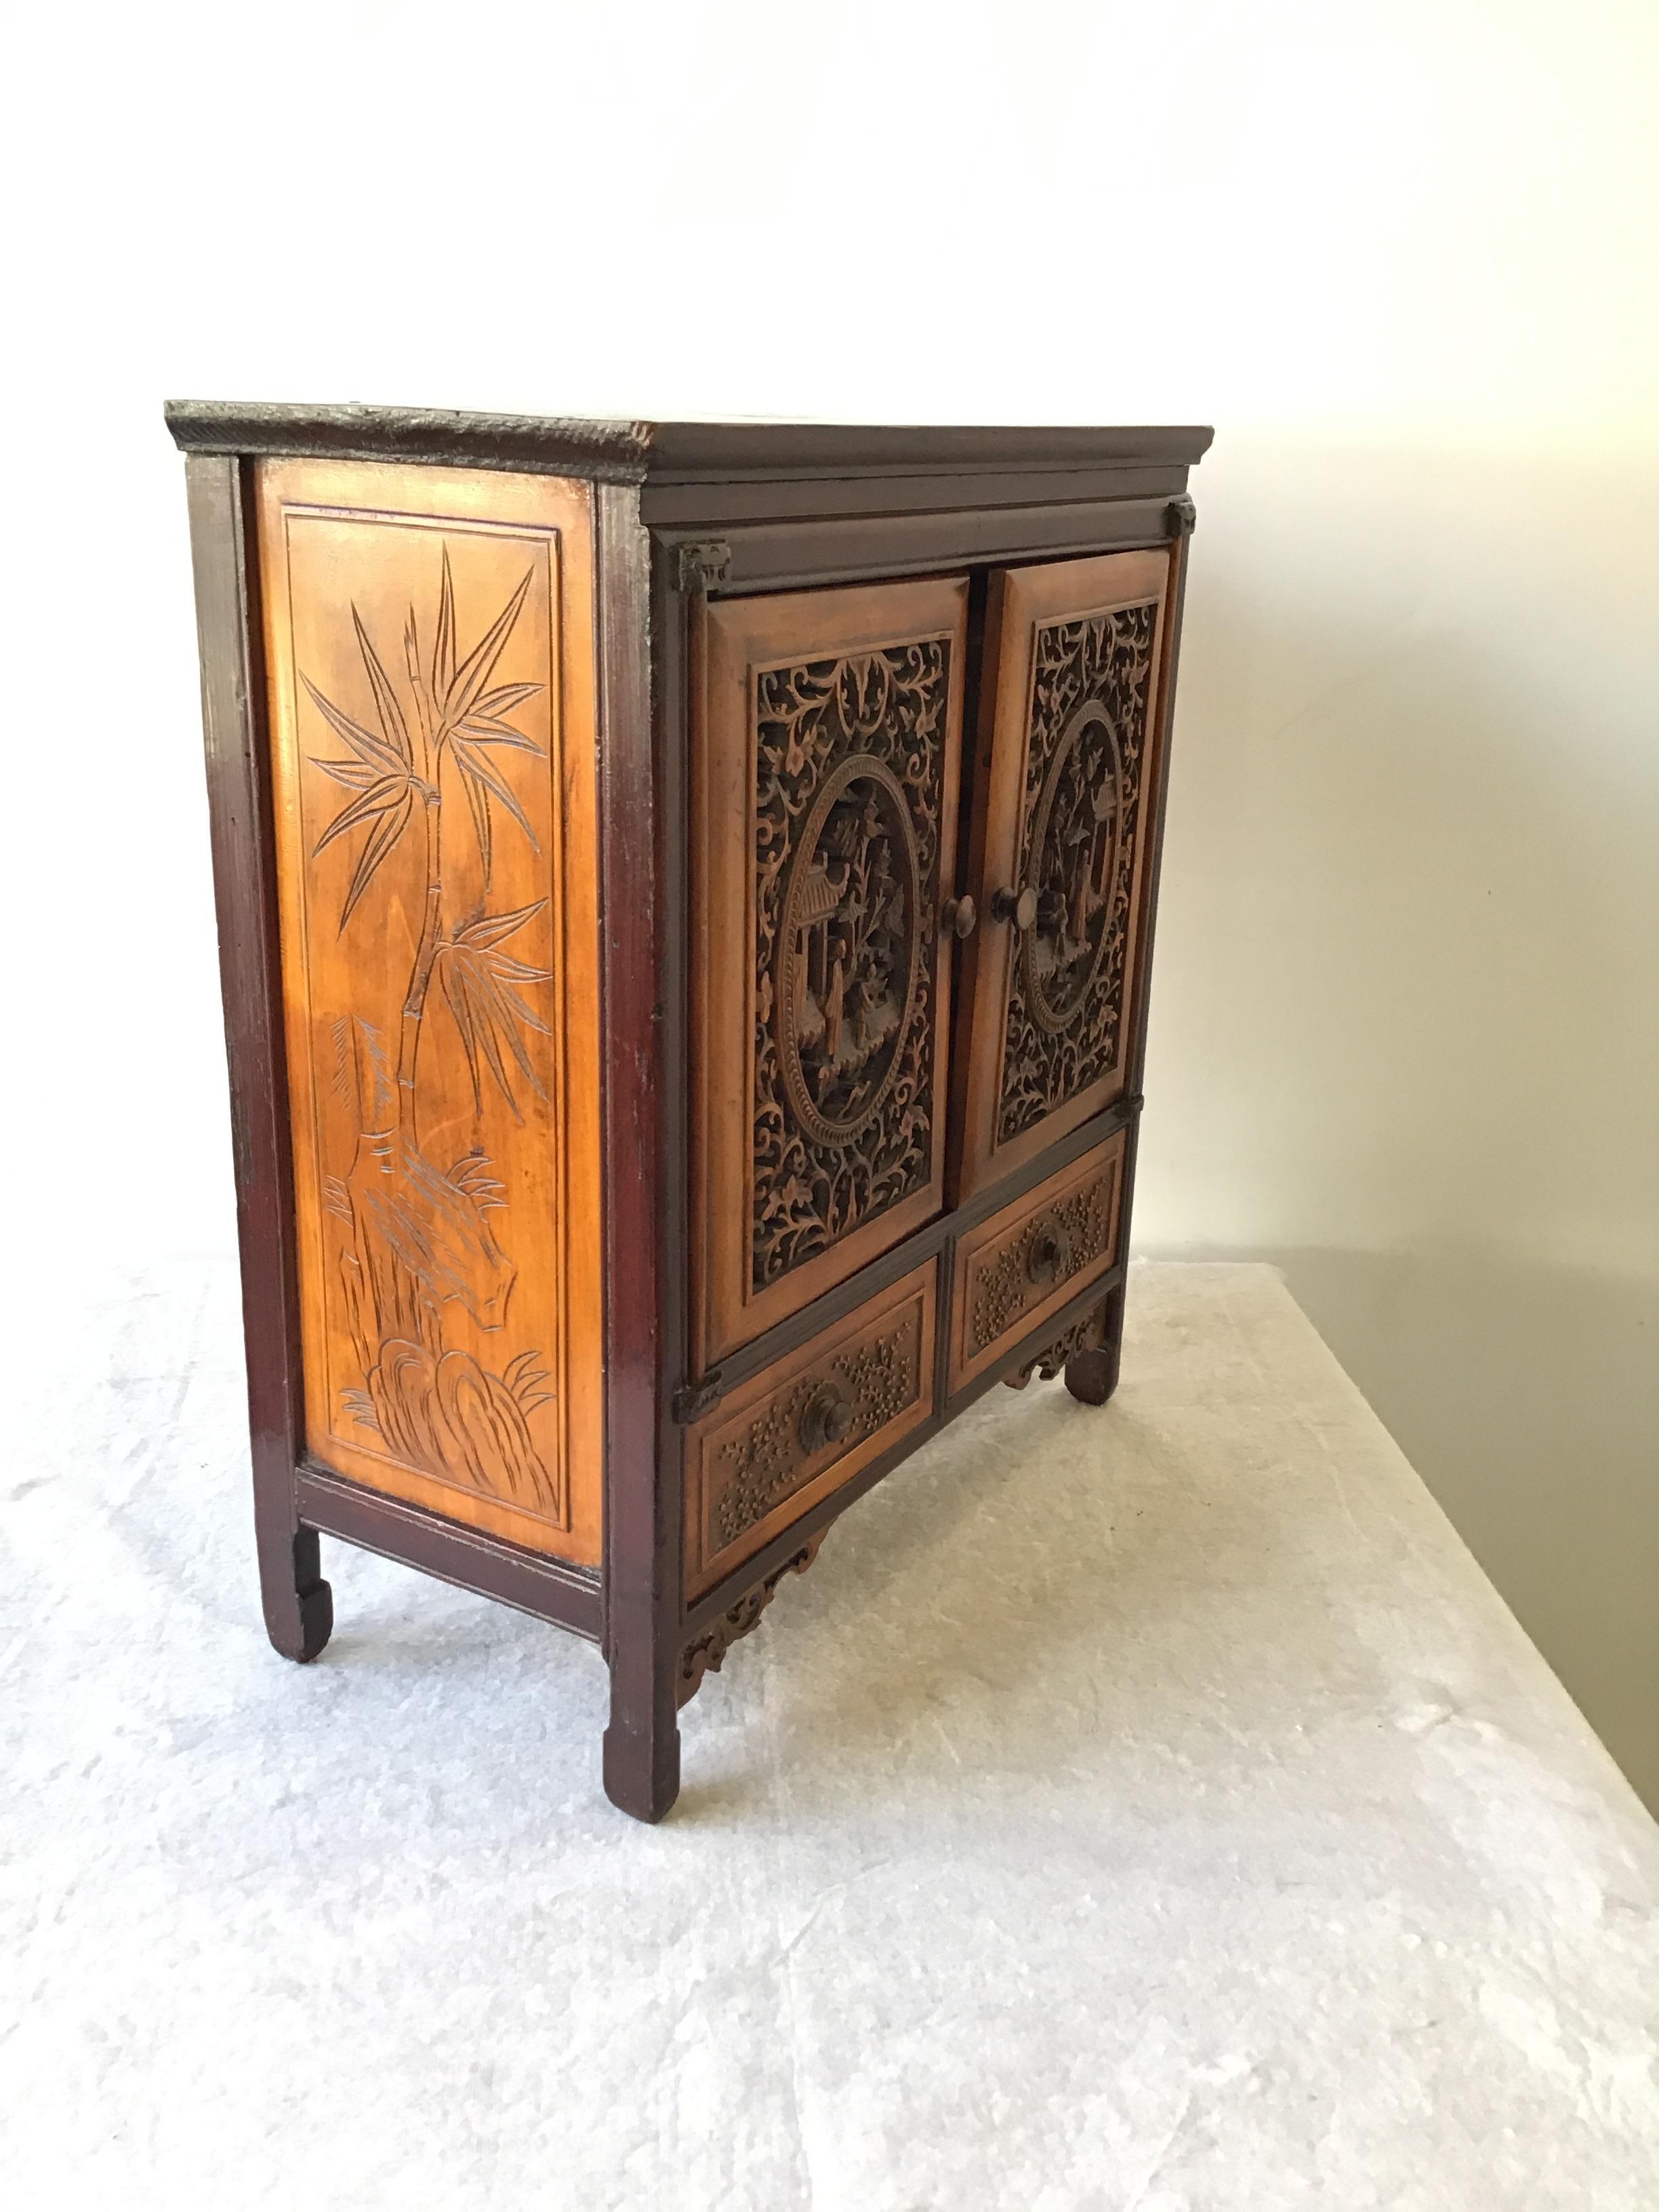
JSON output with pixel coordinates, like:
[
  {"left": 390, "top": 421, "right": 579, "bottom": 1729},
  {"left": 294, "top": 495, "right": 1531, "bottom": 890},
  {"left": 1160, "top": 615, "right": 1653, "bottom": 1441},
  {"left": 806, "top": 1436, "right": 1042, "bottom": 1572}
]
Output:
[
  {"left": 1064, "top": 1281, "right": 1126, "bottom": 1407},
  {"left": 603, "top": 1656, "right": 682, "bottom": 1824},
  {"left": 258, "top": 1520, "right": 333, "bottom": 1662}
]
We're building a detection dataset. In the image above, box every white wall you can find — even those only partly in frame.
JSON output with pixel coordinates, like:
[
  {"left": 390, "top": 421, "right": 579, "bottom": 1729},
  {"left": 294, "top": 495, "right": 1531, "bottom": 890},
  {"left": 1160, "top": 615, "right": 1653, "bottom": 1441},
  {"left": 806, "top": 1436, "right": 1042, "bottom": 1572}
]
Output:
[
  {"left": 5, "top": 3, "right": 1654, "bottom": 1795},
  {"left": 1141, "top": 429, "right": 1659, "bottom": 1806}
]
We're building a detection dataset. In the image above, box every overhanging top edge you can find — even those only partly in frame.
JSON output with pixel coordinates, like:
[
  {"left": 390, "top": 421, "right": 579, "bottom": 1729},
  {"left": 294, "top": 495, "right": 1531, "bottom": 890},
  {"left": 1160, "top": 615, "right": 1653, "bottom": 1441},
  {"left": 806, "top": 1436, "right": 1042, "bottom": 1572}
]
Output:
[{"left": 164, "top": 403, "right": 1214, "bottom": 484}]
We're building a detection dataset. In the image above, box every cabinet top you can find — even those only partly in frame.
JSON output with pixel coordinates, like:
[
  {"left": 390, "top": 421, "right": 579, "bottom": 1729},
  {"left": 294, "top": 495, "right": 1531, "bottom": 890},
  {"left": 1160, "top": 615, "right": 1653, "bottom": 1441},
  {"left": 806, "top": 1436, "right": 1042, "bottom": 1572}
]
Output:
[{"left": 164, "top": 401, "right": 1213, "bottom": 487}]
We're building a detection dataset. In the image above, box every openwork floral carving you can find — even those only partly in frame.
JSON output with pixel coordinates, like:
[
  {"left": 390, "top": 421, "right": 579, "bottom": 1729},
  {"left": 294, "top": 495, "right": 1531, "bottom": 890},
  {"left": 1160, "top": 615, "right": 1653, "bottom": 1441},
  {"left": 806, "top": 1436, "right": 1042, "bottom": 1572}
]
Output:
[
  {"left": 676, "top": 1534, "right": 826, "bottom": 1707},
  {"left": 1012, "top": 1298, "right": 1109, "bottom": 1386},
  {"left": 752, "top": 644, "right": 949, "bottom": 1290},
  {"left": 996, "top": 602, "right": 1158, "bottom": 1143}
]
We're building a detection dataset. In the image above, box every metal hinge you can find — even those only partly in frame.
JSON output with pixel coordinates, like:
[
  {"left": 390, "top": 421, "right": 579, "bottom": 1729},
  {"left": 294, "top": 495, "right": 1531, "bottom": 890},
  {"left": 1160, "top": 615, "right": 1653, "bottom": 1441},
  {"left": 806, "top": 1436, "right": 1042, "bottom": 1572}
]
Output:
[
  {"left": 674, "top": 539, "right": 732, "bottom": 594},
  {"left": 1166, "top": 495, "right": 1197, "bottom": 539},
  {"left": 672, "top": 1369, "right": 725, "bottom": 1425}
]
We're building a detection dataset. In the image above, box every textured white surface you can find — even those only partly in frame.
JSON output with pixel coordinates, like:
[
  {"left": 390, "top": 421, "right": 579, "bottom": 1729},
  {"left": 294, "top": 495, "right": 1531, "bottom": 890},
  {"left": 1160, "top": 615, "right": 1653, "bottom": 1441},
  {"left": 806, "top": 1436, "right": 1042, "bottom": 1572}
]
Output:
[{"left": 3, "top": 1260, "right": 1656, "bottom": 2208}]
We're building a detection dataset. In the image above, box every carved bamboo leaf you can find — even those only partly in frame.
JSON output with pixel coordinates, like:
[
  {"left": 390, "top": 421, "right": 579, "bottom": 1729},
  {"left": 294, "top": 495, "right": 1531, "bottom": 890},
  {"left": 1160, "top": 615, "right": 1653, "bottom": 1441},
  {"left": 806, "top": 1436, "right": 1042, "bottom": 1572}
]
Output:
[
  {"left": 339, "top": 792, "right": 413, "bottom": 930},
  {"left": 470, "top": 680, "right": 542, "bottom": 722},
  {"left": 432, "top": 545, "right": 457, "bottom": 703},
  {"left": 434, "top": 901, "right": 553, "bottom": 1120},
  {"left": 352, "top": 607, "right": 413, "bottom": 766},
  {"left": 453, "top": 900, "right": 547, "bottom": 949},
  {"left": 312, "top": 755, "right": 390, "bottom": 792},
  {"left": 457, "top": 749, "right": 494, "bottom": 886},
  {"left": 441, "top": 568, "right": 535, "bottom": 733},
  {"left": 312, "top": 773, "right": 411, "bottom": 855},
  {"left": 453, "top": 738, "right": 539, "bottom": 860},
  {"left": 300, "top": 671, "right": 405, "bottom": 779}
]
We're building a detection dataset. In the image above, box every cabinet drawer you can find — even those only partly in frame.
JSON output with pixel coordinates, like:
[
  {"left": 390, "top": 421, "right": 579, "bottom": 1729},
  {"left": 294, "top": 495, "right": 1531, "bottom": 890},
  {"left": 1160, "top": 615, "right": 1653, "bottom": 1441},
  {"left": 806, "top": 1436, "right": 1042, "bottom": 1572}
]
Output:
[
  {"left": 686, "top": 1261, "right": 938, "bottom": 1597},
  {"left": 947, "top": 1131, "right": 1126, "bottom": 1393}
]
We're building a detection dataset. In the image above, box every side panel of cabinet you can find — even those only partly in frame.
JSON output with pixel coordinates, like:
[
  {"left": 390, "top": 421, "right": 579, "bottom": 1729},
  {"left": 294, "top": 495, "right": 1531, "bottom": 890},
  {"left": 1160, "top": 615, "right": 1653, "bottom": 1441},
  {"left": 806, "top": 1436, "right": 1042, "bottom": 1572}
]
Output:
[
  {"left": 693, "top": 577, "right": 969, "bottom": 1368},
  {"left": 255, "top": 458, "right": 604, "bottom": 1565},
  {"left": 953, "top": 548, "right": 1175, "bottom": 1203}
]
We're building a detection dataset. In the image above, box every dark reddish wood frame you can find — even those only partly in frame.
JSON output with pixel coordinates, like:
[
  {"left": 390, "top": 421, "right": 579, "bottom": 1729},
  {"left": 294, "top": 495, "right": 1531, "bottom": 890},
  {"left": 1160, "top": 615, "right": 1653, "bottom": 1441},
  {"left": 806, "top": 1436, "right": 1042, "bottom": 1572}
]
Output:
[{"left": 171, "top": 407, "right": 1208, "bottom": 1824}]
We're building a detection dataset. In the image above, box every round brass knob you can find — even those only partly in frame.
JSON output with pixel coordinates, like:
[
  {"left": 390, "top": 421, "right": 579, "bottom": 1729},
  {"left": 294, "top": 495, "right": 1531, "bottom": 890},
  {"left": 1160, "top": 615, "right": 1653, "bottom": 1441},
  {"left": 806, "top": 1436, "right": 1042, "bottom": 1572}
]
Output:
[
  {"left": 1025, "top": 1217, "right": 1073, "bottom": 1287},
  {"left": 941, "top": 893, "right": 978, "bottom": 940},
  {"left": 991, "top": 885, "right": 1038, "bottom": 932},
  {"left": 799, "top": 1380, "right": 855, "bottom": 1455}
]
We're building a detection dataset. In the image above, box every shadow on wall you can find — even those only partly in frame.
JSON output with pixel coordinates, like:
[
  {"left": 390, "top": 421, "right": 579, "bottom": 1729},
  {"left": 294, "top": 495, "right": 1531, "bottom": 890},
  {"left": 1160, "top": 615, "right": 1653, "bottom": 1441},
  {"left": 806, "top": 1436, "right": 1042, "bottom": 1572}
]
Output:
[
  {"left": 1270, "top": 1244, "right": 1659, "bottom": 1817},
  {"left": 1135, "top": 431, "right": 1659, "bottom": 1817}
]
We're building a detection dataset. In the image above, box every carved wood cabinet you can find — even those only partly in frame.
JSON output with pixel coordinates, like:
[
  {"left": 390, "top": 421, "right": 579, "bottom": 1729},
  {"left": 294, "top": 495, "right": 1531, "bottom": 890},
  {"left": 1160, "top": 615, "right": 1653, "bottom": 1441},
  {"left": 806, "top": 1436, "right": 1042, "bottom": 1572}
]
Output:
[{"left": 169, "top": 404, "right": 1210, "bottom": 1821}]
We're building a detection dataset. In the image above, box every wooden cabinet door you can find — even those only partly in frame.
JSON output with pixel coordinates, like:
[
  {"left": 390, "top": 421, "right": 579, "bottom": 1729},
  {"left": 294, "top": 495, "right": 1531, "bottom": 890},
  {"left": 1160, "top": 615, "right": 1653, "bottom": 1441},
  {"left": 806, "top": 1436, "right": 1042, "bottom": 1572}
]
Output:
[
  {"left": 693, "top": 577, "right": 969, "bottom": 1367},
  {"left": 953, "top": 549, "right": 1175, "bottom": 1202}
]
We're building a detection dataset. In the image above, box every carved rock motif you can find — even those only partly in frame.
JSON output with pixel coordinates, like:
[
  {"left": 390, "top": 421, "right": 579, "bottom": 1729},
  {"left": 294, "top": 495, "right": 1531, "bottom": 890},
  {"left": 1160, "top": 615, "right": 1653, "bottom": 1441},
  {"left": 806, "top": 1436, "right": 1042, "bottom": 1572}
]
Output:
[
  {"left": 997, "top": 603, "right": 1157, "bottom": 1143},
  {"left": 752, "top": 645, "right": 948, "bottom": 1292}
]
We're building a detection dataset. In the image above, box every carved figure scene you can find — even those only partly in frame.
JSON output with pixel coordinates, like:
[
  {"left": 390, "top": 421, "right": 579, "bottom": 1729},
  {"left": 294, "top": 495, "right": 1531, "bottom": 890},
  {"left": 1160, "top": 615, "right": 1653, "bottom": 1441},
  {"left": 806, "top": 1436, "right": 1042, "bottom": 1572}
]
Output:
[
  {"left": 785, "top": 775, "right": 912, "bottom": 1130},
  {"left": 752, "top": 643, "right": 947, "bottom": 1290},
  {"left": 301, "top": 546, "right": 565, "bottom": 1523},
  {"left": 998, "top": 603, "right": 1156, "bottom": 1143},
  {"left": 1028, "top": 706, "right": 1124, "bottom": 1030}
]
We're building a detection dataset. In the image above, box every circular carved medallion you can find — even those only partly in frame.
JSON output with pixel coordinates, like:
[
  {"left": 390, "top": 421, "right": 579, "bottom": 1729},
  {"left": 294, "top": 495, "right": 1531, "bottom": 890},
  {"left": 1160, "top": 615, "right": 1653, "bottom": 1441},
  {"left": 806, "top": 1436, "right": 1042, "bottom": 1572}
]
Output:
[
  {"left": 775, "top": 752, "right": 921, "bottom": 1150},
  {"left": 1022, "top": 703, "right": 1125, "bottom": 1037}
]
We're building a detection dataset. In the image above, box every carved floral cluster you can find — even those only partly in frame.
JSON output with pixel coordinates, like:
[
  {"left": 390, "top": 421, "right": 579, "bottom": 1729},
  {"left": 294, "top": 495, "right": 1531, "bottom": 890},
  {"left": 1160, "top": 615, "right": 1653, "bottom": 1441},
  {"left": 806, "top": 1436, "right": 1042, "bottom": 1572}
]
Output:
[
  {"left": 711, "top": 1309, "right": 922, "bottom": 1551},
  {"left": 970, "top": 1168, "right": 1118, "bottom": 1352}
]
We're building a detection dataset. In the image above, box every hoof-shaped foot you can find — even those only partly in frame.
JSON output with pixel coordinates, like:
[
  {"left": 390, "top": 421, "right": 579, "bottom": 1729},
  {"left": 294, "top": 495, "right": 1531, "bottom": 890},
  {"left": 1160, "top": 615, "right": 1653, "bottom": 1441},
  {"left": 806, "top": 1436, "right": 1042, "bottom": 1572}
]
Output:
[
  {"left": 602, "top": 1721, "right": 681, "bottom": 1824},
  {"left": 292, "top": 1576, "right": 334, "bottom": 1662},
  {"left": 262, "top": 1528, "right": 334, "bottom": 1663},
  {"left": 1063, "top": 1345, "right": 1120, "bottom": 1406}
]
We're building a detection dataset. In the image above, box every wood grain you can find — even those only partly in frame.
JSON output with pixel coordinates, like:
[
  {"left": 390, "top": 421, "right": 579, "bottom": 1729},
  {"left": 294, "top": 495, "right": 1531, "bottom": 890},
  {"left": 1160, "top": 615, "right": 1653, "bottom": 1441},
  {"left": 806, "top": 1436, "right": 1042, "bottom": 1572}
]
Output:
[
  {"left": 255, "top": 458, "right": 602, "bottom": 1565},
  {"left": 598, "top": 485, "right": 682, "bottom": 1820}
]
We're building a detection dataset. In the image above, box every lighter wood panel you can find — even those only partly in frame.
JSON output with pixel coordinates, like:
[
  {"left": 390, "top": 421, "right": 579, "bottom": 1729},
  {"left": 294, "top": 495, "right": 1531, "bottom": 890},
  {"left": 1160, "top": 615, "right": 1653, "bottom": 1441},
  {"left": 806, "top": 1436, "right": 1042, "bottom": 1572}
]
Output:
[{"left": 257, "top": 458, "right": 602, "bottom": 1565}]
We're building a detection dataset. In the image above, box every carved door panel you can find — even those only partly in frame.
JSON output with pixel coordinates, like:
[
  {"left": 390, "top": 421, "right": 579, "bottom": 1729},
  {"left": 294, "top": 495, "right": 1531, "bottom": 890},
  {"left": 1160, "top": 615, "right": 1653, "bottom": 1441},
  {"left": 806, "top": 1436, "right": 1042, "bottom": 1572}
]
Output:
[
  {"left": 952, "top": 549, "right": 1174, "bottom": 1203},
  {"left": 693, "top": 577, "right": 969, "bottom": 1367}
]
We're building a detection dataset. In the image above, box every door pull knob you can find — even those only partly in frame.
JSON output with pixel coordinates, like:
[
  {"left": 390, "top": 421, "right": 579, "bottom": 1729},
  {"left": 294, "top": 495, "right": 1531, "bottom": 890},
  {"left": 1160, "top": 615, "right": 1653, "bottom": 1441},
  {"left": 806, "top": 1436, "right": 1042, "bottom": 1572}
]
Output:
[{"left": 990, "top": 885, "right": 1038, "bottom": 932}]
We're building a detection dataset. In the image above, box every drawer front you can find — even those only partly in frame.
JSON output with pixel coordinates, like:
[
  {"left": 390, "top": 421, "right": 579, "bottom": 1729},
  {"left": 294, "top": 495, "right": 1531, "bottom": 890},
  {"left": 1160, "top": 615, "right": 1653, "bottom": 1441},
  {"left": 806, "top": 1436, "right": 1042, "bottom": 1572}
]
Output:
[
  {"left": 687, "top": 1260, "right": 937, "bottom": 1596},
  {"left": 947, "top": 1131, "right": 1126, "bottom": 1393}
]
